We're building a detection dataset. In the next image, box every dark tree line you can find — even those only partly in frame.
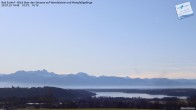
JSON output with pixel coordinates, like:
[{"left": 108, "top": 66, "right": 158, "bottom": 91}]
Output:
[
  {"left": 0, "top": 96, "right": 196, "bottom": 110},
  {"left": 0, "top": 87, "right": 196, "bottom": 109}
]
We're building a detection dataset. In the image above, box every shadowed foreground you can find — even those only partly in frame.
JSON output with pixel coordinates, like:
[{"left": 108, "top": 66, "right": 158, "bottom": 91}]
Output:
[
  {"left": 20, "top": 108, "right": 158, "bottom": 110},
  {"left": 0, "top": 87, "right": 196, "bottom": 109}
]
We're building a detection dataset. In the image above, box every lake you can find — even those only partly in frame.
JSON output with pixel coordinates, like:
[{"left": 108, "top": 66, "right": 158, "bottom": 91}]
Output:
[{"left": 94, "top": 92, "right": 187, "bottom": 99}]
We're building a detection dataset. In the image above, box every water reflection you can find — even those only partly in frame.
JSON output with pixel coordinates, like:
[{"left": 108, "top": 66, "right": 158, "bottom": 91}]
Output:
[{"left": 94, "top": 92, "right": 187, "bottom": 99}]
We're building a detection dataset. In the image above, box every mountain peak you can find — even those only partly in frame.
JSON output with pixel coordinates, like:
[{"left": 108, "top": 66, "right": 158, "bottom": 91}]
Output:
[
  {"left": 76, "top": 72, "right": 89, "bottom": 77},
  {"left": 0, "top": 70, "right": 196, "bottom": 87},
  {"left": 36, "top": 69, "right": 53, "bottom": 74},
  {"left": 13, "top": 69, "right": 57, "bottom": 77},
  {"left": 39, "top": 69, "right": 48, "bottom": 72}
]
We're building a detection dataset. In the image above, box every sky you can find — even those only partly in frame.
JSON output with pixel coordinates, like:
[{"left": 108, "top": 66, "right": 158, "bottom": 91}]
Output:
[{"left": 0, "top": 0, "right": 196, "bottom": 79}]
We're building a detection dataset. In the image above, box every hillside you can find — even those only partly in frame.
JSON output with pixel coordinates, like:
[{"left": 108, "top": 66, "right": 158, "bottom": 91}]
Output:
[{"left": 0, "top": 86, "right": 95, "bottom": 100}]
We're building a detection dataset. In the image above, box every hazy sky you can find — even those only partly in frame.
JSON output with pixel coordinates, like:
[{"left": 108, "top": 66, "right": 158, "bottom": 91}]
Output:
[{"left": 0, "top": 0, "right": 196, "bottom": 78}]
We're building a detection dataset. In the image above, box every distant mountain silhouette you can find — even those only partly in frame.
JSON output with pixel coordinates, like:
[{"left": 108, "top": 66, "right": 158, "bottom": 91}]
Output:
[{"left": 0, "top": 70, "right": 196, "bottom": 88}]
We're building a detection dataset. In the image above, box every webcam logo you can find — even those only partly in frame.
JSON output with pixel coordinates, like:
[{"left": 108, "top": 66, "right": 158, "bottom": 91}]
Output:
[{"left": 176, "top": 2, "right": 194, "bottom": 19}]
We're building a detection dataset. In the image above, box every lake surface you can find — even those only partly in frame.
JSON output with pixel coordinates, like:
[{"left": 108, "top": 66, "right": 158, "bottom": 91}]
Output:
[{"left": 94, "top": 92, "right": 187, "bottom": 99}]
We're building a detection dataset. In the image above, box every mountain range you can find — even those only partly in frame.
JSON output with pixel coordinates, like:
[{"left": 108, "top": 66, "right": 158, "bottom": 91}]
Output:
[{"left": 0, "top": 70, "right": 196, "bottom": 88}]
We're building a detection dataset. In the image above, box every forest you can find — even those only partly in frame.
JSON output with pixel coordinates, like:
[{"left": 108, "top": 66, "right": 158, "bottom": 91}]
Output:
[{"left": 0, "top": 87, "right": 196, "bottom": 110}]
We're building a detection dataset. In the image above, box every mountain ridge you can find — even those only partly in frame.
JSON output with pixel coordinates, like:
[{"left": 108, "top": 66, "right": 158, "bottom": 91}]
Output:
[{"left": 0, "top": 70, "right": 196, "bottom": 88}]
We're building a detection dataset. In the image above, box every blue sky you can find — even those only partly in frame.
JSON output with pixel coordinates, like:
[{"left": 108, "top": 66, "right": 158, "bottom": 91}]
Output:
[{"left": 0, "top": 0, "right": 196, "bottom": 78}]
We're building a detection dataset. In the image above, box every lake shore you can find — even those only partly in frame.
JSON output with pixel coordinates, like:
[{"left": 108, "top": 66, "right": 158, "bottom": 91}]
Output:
[{"left": 86, "top": 88, "right": 196, "bottom": 97}]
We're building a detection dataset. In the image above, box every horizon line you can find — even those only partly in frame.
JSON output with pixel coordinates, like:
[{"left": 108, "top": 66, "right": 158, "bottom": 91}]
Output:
[{"left": 0, "top": 69, "right": 196, "bottom": 80}]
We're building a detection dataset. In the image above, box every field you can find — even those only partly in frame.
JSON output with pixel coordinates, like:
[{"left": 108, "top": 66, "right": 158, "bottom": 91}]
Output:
[{"left": 20, "top": 108, "right": 158, "bottom": 110}]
